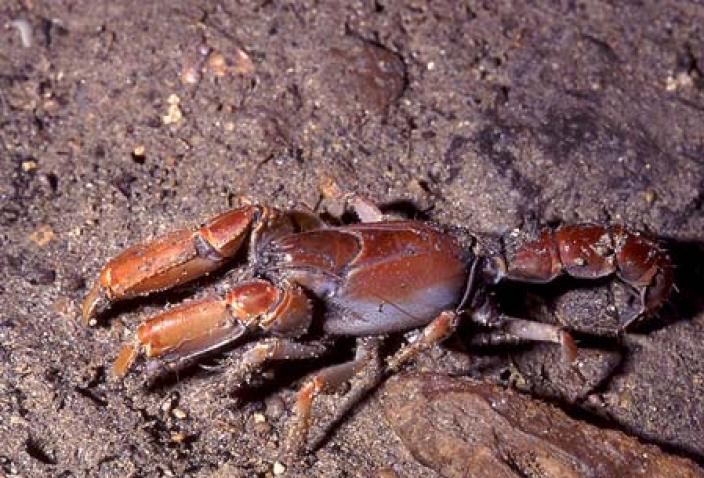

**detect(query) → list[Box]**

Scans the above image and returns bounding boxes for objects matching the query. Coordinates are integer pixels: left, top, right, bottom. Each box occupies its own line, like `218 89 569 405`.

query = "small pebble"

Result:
172 408 187 419
180 44 210 85
162 95 183 125
272 461 286 475
170 431 186 443
9 19 33 48
180 64 201 85
265 395 286 419
253 412 266 424
206 49 254 77
207 52 228 77
39 172 59 193
28 224 55 246
21 160 37 171
665 71 694 91
232 48 254 74
131 145 146 164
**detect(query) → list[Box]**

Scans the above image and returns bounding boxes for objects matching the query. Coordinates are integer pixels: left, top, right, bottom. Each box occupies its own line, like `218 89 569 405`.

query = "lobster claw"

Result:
82 206 259 325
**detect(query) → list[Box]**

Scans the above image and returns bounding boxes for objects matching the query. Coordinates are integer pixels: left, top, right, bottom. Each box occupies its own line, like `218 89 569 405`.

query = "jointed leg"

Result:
111 280 315 378
283 308 554 457
222 338 331 390
82 206 259 325
283 337 382 457
467 288 577 361
284 312 461 458
305 338 384 453
468 315 577 361
82 205 327 325
303 312 462 453
319 175 385 223
386 311 459 372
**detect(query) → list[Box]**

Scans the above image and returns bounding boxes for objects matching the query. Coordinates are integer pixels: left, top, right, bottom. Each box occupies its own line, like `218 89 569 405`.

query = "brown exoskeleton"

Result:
82 183 673 459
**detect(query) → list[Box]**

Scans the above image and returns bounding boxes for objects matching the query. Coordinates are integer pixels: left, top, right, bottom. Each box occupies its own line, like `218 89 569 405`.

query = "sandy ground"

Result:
1 1 704 477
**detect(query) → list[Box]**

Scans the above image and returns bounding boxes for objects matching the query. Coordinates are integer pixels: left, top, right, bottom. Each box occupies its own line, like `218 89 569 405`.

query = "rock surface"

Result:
383 373 704 478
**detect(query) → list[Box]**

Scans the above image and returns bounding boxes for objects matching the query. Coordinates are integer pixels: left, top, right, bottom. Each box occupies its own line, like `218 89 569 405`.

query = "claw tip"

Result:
81 281 107 326
112 344 138 378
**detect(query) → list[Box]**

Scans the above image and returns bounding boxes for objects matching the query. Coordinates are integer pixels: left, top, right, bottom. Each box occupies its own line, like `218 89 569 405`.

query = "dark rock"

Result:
312 37 406 115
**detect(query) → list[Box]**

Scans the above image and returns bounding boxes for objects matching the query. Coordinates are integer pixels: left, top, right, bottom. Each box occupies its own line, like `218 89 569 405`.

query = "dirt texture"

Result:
1 1 704 477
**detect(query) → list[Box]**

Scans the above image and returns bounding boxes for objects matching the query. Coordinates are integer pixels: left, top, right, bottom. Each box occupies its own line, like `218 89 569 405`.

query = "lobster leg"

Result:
466 285 577 360
82 205 260 325
387 311 459 372
286 311 463 457
285 308 575 457
493 225 673 328
111 280 313 377
112 296 248 377
468 317 577 361
221 338 330 391
319 175 385 223
283 337 382 458
305 342 383 453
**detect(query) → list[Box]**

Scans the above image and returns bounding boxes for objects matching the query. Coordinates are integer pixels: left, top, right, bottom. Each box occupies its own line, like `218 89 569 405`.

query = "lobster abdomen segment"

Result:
502 224 673 324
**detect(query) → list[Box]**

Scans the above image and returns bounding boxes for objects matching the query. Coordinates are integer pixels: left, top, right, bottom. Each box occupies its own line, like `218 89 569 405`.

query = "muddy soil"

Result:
1 1 704 477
